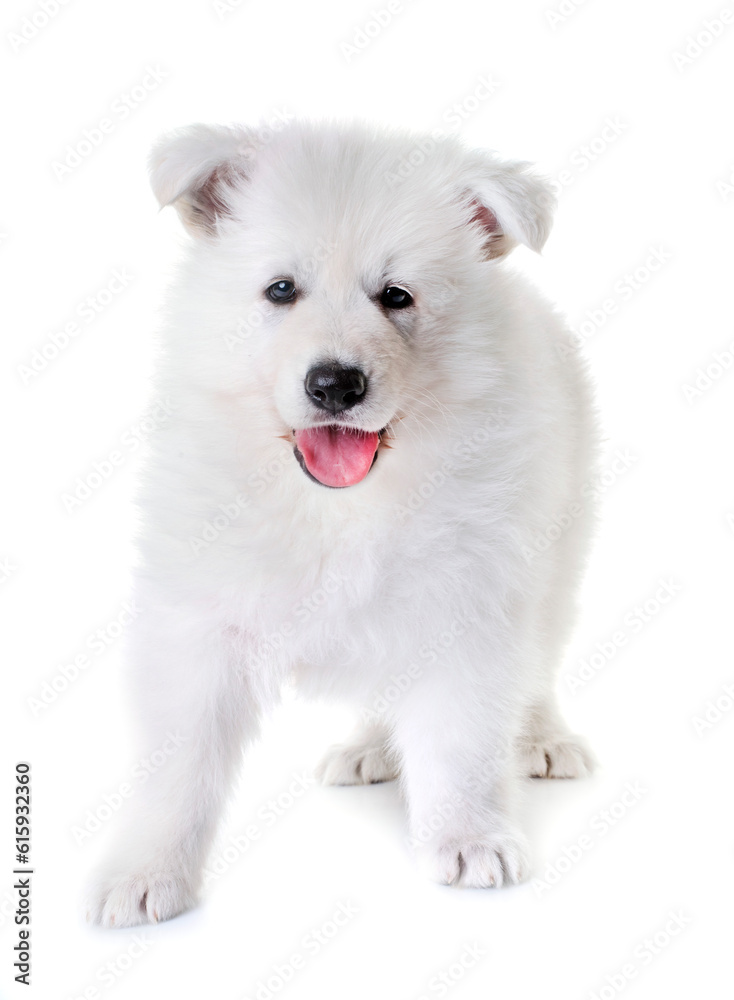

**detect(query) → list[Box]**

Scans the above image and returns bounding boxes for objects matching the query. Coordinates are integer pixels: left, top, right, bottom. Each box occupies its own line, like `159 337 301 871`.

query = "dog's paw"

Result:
522 734 595 779
420 832 530 888
315 737 398 785
84 868 197 928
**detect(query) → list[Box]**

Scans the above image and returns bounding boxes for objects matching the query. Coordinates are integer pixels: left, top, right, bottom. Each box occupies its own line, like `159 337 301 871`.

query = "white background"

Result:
3 0 734 998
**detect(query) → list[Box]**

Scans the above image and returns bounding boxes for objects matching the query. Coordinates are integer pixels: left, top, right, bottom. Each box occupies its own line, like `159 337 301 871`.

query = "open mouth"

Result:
293 425 383 488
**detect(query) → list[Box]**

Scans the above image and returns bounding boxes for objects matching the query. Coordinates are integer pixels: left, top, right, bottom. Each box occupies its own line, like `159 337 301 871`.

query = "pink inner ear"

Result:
469 199 500 235
193 165 232 225
185 160 249 233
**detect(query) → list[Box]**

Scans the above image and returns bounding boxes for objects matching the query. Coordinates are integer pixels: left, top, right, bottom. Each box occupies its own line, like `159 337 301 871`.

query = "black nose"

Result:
304 363 368 414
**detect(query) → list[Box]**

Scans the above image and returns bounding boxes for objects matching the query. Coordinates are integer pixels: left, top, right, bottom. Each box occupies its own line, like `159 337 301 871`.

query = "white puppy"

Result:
86 120 598 927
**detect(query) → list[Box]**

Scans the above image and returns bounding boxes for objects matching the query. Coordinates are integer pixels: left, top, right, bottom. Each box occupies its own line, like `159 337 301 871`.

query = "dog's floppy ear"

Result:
149 124 254 236
462 154 556 259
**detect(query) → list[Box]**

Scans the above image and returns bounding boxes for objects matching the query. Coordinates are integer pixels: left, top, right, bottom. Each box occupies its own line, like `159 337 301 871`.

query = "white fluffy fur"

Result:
85 120 598 926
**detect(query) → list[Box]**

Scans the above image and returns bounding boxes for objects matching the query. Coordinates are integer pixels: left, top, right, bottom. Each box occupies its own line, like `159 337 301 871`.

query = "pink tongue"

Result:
294 426 379 488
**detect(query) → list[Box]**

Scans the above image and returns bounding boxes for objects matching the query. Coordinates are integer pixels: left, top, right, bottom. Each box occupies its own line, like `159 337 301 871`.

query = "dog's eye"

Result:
266 280 297 304
380 285 413 310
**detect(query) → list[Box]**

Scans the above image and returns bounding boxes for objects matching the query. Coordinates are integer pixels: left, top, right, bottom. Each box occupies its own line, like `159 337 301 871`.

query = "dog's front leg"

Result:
85 599 261 926
392 633 530 888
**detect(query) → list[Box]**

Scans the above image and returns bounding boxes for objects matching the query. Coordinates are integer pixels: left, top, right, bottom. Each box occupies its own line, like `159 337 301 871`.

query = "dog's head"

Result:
150 121 554 491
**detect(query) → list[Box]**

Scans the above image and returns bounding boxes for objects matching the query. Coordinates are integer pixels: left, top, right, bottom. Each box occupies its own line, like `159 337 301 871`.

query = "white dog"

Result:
86 120 598 927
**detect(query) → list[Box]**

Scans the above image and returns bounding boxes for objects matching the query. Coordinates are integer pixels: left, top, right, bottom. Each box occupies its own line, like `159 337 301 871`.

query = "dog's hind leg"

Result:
518 533 597 780
315 721 399 785
518 696 596 779
520 356 599 780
